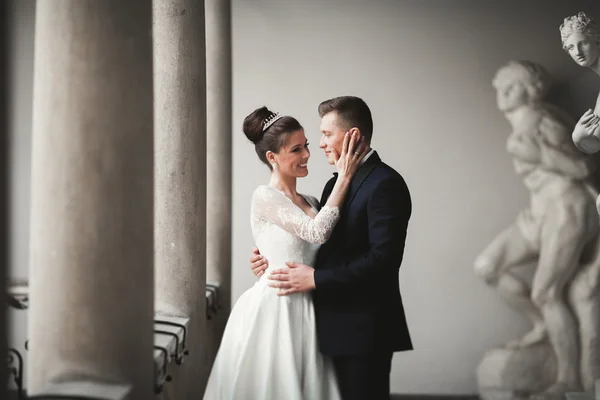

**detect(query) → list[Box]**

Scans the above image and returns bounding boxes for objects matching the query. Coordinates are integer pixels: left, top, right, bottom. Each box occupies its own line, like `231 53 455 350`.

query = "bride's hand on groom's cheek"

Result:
250 247 268 277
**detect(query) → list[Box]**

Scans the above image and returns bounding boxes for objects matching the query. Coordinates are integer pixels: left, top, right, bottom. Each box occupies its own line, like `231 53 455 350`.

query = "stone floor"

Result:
8 391 479 399
392 396 479 400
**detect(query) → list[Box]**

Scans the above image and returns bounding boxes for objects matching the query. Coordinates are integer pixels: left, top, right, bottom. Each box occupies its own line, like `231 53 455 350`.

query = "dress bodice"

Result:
250 185 341 273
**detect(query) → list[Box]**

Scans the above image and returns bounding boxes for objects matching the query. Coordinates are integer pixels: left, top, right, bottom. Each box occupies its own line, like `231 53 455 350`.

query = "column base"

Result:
28 381 131 400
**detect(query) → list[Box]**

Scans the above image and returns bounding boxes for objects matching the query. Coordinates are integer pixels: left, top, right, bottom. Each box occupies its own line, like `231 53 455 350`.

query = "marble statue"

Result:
475 60 600 400
560 12 600 160
558 11 600 395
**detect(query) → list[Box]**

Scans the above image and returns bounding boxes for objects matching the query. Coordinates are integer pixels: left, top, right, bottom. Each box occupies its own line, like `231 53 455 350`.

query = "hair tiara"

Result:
263 112 284 132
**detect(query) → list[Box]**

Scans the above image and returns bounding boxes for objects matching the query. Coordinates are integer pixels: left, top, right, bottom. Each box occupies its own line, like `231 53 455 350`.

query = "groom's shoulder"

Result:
372 159 407 184
369 160 410 196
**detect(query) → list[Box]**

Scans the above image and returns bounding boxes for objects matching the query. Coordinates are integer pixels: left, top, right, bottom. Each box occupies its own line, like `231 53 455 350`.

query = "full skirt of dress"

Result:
202 277 341 400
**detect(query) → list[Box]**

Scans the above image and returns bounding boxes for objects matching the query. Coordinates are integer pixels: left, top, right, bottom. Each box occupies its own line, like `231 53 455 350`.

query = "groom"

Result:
250 96 413 400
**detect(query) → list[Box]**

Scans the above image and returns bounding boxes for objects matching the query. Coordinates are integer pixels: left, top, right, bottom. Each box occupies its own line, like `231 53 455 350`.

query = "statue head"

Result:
560 12 600 68
492 60 551 113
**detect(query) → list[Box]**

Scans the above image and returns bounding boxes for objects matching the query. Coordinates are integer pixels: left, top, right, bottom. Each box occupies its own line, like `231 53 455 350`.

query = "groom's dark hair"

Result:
318 96 373 143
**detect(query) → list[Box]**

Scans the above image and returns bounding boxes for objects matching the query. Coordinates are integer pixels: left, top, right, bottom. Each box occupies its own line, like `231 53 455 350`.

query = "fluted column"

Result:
153 0 207 398
206 0 232 334
27 1 155 399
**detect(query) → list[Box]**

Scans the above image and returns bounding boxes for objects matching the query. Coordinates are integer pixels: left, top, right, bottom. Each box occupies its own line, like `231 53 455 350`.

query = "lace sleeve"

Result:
251 185 341 244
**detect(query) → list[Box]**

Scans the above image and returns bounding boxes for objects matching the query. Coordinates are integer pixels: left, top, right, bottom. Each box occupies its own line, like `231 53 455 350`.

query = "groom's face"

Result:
319 112 348 165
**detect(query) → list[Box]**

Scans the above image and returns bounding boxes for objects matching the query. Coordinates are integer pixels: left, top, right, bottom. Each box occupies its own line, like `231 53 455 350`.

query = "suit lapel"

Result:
316 153 379 260
321 151 380 209
320 174 338 208
343 151 380 212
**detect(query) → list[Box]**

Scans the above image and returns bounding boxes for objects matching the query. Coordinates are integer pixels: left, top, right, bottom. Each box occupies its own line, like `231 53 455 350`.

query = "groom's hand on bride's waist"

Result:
268 262 315 296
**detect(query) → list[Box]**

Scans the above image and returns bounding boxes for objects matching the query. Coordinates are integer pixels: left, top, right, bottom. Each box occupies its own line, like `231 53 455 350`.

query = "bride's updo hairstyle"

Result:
243 106 303 170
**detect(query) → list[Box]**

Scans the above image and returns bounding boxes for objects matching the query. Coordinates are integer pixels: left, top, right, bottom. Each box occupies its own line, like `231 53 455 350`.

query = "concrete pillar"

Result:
27 1 155 399
153 0 207 398
205 0 233 344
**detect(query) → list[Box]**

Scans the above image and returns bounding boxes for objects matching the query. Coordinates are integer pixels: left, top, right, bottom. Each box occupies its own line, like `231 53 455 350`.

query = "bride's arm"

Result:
252 186 341 244
252 132 368 244
319 131 365 210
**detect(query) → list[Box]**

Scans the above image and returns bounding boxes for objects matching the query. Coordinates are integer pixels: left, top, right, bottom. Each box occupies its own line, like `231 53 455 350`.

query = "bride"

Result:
202 106 367 399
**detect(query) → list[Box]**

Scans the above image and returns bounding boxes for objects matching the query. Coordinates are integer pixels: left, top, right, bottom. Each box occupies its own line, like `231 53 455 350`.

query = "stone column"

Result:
205 0 233 334
153 1 207 398
1 1 8 398
27 1 154 399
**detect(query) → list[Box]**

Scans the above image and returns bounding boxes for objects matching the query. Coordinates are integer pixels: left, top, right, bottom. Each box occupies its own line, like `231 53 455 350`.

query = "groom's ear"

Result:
348 127 362 141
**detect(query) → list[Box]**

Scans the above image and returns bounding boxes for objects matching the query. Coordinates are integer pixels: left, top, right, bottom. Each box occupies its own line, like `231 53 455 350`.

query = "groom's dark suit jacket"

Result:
313 151 413 357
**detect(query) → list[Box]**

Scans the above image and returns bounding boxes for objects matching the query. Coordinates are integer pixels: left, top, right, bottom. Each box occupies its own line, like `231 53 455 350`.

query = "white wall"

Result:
231 0 600 395
8 0 600 395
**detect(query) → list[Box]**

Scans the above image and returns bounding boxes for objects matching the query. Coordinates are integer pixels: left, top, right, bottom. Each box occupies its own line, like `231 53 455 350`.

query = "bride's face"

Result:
274 130 311 178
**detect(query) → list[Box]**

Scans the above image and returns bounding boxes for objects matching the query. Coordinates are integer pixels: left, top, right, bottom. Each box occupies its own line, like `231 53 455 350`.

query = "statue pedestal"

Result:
477 341 557 400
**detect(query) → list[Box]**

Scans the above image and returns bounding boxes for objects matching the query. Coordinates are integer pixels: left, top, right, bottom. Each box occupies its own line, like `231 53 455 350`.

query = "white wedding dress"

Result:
203 184 342 400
